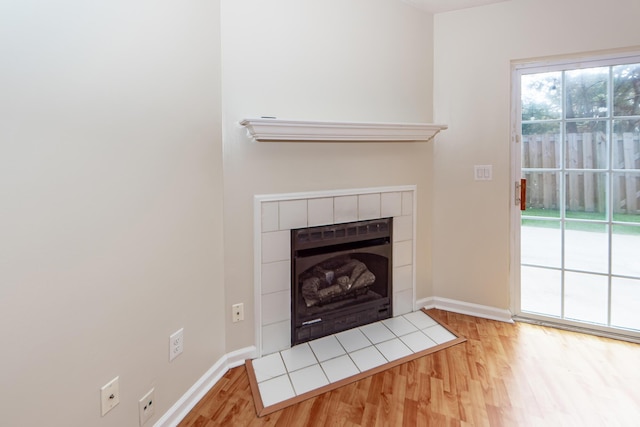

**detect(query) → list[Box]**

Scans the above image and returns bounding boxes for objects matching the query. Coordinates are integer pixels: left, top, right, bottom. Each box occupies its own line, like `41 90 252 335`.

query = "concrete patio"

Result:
521 225 640 331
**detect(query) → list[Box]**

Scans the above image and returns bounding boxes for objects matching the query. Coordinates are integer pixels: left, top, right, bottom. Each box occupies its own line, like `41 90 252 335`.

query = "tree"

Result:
521 63 640 134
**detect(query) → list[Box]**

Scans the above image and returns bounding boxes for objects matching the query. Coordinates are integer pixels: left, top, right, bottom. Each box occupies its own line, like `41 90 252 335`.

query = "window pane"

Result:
612 123 640 170
612 225 640 277
564 225 608 274
521 266 561 316
565 172 607 220
522 126 561 169
611 277 640 331
521 221 561 267
565 67 609 119
612 173 640 217
565 121 607 169
564 271 608 325
613 63 640 117
523 171 560 216
522 72 562 121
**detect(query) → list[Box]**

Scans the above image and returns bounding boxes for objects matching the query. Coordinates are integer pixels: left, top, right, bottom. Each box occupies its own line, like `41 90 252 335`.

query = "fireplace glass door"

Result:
291 218 392 345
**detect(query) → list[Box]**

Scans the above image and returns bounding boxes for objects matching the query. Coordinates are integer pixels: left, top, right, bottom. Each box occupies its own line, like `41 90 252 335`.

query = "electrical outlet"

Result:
138 388 155 426
232 303 244 322
169 328 184 362
100 376 120 416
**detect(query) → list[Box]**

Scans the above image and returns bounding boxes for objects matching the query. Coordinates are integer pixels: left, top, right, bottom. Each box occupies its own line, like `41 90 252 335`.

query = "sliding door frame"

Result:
510 50 640 342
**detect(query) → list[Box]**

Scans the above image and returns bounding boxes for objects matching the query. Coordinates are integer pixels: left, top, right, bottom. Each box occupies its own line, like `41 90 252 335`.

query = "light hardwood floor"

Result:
178 309 640 426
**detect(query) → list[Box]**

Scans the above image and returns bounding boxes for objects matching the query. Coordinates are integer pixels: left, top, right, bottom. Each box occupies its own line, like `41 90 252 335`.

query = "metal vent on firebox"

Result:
293 218 390 251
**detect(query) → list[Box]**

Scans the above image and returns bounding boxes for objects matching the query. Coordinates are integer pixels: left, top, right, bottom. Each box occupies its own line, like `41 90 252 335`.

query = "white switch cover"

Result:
474 165 493 181
100 376 120 416
169 328 184 362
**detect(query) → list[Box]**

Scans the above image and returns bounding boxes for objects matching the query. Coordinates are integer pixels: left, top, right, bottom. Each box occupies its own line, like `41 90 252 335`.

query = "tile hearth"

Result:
247 310 462 414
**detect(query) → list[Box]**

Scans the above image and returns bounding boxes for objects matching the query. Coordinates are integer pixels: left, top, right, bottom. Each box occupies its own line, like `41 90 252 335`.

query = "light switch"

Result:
474 165 493 181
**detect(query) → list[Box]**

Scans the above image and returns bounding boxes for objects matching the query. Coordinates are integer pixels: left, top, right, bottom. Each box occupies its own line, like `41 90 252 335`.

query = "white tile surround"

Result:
254 186 417 357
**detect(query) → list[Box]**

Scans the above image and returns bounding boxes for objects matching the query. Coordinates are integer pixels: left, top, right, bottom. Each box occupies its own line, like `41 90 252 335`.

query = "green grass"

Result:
522 208 640 234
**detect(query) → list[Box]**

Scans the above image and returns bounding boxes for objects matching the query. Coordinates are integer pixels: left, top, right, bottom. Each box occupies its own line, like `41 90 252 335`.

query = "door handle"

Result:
515 179 527 210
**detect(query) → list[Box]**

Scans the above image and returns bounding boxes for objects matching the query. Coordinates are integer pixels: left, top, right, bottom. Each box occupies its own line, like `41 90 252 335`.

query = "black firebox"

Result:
291 218 392 346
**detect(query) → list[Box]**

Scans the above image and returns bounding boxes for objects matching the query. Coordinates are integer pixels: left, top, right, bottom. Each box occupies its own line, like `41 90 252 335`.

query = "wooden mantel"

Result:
240 118 448 142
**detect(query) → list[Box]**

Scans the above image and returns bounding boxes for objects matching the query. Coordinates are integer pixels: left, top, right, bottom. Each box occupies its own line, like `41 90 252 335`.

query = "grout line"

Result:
376 343 391 364
339 332 365 374
284 372 295 400
316 359 331 384
333 332 350 356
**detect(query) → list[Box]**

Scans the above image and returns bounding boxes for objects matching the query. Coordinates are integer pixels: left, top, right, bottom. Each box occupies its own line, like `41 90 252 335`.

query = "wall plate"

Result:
138 387 155 425
100 376 120 416
169 328 184 361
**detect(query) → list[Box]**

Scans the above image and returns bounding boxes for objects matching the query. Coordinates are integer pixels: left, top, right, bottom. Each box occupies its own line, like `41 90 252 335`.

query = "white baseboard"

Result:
416 296 435 310
155 346 256 427
416 296 513 324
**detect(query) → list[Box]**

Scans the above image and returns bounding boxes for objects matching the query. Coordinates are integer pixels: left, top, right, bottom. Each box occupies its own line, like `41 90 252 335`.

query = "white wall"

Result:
433 0 640 309
221 0 435 351
0 1 224 426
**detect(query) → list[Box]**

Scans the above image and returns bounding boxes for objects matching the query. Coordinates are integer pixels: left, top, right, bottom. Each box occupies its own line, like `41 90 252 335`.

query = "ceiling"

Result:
402 0 510 13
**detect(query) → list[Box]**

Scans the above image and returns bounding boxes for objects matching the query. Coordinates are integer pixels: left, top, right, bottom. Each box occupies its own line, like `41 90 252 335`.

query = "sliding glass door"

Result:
514 54 640 336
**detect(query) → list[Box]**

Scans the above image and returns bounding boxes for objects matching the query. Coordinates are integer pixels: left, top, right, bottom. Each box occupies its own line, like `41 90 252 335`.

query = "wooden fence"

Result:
523 133 640 214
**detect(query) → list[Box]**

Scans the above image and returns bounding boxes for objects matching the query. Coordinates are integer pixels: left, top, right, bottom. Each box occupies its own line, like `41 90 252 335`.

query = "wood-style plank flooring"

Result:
178 309 640 426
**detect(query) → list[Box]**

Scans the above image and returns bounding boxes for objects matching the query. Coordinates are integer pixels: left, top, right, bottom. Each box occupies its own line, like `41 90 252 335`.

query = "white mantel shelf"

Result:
240 118 448 142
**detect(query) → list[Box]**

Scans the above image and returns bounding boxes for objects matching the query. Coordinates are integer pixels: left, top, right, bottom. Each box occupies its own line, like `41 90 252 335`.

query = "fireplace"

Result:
256 186 416 357
291 218 392 345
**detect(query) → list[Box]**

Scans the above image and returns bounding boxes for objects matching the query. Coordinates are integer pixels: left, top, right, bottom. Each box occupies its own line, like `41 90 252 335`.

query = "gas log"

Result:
301 257 376 307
